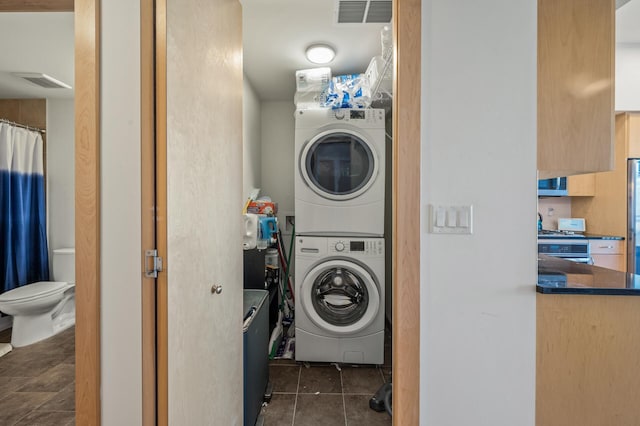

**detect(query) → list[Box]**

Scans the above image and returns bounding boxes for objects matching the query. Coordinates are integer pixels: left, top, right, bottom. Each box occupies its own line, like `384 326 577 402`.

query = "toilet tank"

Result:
52 248 75 284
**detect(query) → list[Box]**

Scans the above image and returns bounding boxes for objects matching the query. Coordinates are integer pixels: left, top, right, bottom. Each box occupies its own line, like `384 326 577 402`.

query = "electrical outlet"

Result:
277 211 295 235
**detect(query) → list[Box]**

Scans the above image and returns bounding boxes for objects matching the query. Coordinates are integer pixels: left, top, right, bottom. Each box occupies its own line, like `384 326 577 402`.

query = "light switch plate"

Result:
428 204 473 234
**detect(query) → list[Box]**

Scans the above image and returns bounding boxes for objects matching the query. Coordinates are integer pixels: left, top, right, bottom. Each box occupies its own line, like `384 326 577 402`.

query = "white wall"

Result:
101 1 143 424
260 101 295 213
616 43 640 111
46 98 75 262
243 76 262 199
420 1 537 425
260 101 295 255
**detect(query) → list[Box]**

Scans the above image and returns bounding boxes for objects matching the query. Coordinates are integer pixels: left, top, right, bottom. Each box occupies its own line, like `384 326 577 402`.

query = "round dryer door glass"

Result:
303 131 376 200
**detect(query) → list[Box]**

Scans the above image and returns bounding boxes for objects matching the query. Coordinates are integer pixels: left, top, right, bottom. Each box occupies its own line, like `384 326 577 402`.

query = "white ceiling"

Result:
0 2 639 102
617 0 640 43
242 0 388 101
0 12 74 99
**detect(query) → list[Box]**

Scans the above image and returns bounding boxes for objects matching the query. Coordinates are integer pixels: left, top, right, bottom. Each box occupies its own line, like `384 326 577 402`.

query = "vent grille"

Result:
338 1 367 23
366 1 392 23
336 0 392 24
13 73 72 89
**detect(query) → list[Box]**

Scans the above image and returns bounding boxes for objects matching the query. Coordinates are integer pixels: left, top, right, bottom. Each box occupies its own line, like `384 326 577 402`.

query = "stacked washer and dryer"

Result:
294 108 386 365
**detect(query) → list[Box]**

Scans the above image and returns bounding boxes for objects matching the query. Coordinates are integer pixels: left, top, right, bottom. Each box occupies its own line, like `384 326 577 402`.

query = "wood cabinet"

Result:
572 113 640 272
590 239 625 271
537 0 615 179
566 174 595 196
537 294 640 426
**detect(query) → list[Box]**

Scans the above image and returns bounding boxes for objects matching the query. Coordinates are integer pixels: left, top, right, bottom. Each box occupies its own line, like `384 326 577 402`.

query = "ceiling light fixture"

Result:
305 44 336 65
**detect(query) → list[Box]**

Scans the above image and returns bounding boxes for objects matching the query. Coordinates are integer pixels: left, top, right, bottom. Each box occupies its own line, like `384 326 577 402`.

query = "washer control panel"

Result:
328 238 384 255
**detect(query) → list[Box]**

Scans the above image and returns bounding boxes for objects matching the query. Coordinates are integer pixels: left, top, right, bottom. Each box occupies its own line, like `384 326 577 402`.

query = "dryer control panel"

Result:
332 108 384 125
295 108 385 128
328 238 384 256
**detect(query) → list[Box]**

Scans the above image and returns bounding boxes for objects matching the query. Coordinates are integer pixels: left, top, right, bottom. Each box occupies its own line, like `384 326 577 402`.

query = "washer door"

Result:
300 259 380 335
300 129 378 201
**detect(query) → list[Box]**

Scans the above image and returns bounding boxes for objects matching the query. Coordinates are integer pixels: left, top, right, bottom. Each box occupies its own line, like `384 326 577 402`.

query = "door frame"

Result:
392 0 421 423
74 0 101 424
4 0 421 424
150 0 422 425
0 2 101 424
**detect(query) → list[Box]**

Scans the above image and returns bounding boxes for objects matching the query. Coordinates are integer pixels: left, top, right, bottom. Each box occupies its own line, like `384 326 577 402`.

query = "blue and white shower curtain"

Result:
0 122 49 294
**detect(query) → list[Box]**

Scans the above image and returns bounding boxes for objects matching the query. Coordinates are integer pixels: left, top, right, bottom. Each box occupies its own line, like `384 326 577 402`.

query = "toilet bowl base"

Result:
10 296 75 348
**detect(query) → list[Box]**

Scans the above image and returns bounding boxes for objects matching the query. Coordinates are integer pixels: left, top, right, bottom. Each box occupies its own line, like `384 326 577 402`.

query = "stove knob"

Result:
335 241 345 252
334 109 346 120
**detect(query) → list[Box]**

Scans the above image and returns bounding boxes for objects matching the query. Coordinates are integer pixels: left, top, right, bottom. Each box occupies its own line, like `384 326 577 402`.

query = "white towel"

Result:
0 343 12 358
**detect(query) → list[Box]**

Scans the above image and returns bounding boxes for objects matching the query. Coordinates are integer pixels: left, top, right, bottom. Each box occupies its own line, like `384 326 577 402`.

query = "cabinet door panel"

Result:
590 240 623 255
538 0 614 178
567 174 595 196
591 254 625 272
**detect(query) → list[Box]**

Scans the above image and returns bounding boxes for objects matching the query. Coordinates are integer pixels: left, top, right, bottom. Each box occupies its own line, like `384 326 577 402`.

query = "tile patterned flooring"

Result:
0 327 75 426
262 363 392 426
0 326 391 426
260 333 392 426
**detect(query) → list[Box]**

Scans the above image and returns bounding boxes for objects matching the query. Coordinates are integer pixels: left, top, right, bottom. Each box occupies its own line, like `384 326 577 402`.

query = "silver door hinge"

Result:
145 249 163 278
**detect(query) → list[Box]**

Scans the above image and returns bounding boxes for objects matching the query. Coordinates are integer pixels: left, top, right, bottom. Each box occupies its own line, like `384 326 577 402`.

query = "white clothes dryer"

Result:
294 108 386 236
295 236 384 364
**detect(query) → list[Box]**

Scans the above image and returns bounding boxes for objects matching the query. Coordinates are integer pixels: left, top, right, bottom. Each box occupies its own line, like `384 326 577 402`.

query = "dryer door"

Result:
300 129 379 201
299 259 380 335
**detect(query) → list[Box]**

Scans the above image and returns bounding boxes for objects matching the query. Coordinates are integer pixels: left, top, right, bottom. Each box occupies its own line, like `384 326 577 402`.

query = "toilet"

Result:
0 248 75 347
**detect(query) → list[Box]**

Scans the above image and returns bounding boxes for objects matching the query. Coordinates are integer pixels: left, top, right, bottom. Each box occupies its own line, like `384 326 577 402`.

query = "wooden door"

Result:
156 0 244 423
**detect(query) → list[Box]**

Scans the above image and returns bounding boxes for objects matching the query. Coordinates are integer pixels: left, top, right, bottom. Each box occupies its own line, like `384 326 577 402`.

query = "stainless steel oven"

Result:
537 239 592 264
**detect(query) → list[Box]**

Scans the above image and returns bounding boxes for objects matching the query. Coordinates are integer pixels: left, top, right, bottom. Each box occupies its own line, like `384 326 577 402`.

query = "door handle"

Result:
211 284 223 295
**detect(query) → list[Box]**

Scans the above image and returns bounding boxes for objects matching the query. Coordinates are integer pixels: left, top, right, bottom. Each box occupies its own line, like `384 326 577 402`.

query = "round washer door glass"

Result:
302 130 377 200
301 259 380 335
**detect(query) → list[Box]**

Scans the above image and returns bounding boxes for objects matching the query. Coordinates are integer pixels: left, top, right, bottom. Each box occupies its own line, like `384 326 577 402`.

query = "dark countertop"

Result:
537 232 624 240
537 255 640 295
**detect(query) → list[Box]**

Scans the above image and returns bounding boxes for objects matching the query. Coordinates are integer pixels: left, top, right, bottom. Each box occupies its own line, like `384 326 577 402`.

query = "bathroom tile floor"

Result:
260 331 392 426
0 326 75 426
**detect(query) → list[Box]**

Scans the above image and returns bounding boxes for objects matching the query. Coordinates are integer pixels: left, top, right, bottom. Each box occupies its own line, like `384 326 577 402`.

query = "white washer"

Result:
295 236 384 364
295 108 386 236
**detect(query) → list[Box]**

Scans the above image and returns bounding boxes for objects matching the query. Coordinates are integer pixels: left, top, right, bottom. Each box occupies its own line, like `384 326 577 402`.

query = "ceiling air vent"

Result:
336 0 392 24
13 73 72 89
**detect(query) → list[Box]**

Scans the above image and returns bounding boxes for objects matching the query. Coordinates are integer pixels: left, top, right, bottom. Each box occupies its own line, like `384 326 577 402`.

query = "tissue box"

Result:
247 200 278 215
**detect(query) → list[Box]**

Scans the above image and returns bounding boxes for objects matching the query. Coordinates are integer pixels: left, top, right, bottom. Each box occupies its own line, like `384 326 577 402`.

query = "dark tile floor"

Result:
0 326 391 426
261 332 392 426
0 327 75 426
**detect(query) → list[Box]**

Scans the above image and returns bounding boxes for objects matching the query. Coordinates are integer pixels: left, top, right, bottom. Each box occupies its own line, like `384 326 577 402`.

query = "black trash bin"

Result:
243 289 269 426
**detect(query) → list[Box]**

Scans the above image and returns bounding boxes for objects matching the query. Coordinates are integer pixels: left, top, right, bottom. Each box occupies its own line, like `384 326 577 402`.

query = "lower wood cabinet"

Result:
537 294 640 426
590 239 625 272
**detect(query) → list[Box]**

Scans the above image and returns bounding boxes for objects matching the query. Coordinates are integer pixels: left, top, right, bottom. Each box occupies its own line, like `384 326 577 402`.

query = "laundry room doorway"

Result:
235 0 421 424
65 0 421 425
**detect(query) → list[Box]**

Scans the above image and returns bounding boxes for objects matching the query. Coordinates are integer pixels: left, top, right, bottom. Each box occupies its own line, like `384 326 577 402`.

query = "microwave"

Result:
538 177 567 196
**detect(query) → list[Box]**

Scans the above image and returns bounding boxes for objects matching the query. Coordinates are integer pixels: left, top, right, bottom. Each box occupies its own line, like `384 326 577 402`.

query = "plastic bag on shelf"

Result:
295 67 331 92
294 67 332 109
321 73 372 109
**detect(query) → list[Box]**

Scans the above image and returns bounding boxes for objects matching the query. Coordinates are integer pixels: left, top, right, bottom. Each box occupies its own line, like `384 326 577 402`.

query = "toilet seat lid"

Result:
0 281 70 303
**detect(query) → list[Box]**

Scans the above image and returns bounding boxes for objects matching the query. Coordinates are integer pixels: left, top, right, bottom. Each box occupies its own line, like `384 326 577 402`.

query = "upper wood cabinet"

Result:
538 0 615 179
566 174 595 196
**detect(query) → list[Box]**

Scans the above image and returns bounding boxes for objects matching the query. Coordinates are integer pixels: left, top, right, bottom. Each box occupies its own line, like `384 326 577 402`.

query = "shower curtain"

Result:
0 122 49 294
